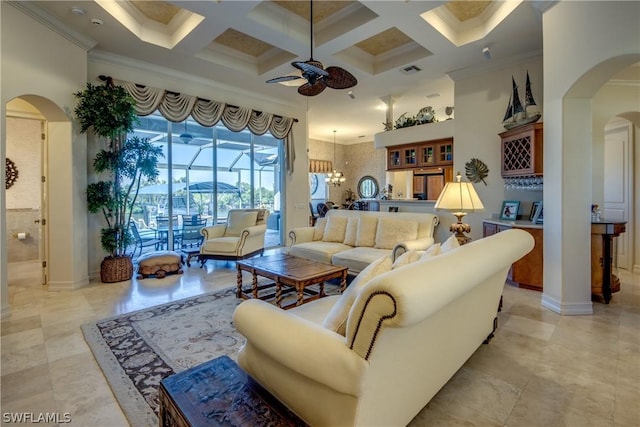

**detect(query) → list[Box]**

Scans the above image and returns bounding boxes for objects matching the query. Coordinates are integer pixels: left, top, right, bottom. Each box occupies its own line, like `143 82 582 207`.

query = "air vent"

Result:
400 65 421 75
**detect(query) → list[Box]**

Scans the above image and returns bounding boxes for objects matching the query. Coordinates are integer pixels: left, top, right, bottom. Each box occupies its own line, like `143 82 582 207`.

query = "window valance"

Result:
112 77 297 174
309 159 332 173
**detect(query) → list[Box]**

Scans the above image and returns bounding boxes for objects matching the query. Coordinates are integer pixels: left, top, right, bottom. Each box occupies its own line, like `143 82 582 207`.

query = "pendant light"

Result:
325 130 345 186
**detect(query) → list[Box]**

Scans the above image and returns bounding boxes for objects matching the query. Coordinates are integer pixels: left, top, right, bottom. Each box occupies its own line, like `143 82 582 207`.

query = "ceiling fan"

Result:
266 0 357 96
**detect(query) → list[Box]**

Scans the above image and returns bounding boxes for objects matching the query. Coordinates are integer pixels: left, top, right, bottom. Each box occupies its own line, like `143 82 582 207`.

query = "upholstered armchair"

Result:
198 209 270 266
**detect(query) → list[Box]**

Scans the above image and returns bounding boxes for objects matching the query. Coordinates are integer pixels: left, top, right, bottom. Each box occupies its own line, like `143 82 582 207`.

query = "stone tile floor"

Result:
2 256 639 426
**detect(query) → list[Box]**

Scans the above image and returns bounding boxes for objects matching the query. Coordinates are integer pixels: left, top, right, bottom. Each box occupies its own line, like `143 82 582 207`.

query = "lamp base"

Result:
450 212 471 245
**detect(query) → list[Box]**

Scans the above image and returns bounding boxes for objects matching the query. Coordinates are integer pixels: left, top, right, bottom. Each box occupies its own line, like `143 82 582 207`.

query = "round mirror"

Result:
357 175 379 199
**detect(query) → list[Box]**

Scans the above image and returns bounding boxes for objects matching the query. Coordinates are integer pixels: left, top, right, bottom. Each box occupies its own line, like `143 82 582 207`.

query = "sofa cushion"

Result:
331 247 392 274
374 218 418 250
441 234 460 252
419 243 442 261
313 217 327 241
225 211 258 237
355 216 378 247
323 215 348 243
200 236 240 254
343 217 358 246
288 241 352 265
392 249 421 269
322 255 392 335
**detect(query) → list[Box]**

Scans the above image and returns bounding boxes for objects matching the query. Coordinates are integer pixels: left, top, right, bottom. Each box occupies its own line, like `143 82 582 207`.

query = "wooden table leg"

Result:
296 284 304 306
275 279 282 308
340 270 348 292
252 269 258 299
319 281 325 298
236 264 243 298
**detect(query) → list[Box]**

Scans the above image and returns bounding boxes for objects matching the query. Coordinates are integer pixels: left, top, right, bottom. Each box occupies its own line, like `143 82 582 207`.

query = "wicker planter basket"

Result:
101 256 134 283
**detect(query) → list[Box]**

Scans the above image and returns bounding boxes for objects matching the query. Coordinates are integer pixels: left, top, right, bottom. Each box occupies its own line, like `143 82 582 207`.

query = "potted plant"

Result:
75 77 163 282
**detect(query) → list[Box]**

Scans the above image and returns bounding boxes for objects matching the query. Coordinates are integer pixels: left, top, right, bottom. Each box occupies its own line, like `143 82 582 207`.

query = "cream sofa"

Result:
233 229 534 427
287 209 440 274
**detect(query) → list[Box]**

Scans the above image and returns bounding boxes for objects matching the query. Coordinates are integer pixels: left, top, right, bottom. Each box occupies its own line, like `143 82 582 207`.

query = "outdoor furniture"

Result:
177 217 207 267
198 209 270 266
129 220 163 257
155 215 179 249
316 202 329 218
309 203 319 226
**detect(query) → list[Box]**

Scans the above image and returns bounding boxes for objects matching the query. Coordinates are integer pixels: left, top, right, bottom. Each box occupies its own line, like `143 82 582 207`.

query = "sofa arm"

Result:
200 224 226 240
233 299 367 396
392 237 435 260
288 226 316 246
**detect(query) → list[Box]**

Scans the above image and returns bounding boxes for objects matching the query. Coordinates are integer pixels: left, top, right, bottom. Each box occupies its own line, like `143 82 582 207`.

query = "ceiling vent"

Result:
400 65 421 75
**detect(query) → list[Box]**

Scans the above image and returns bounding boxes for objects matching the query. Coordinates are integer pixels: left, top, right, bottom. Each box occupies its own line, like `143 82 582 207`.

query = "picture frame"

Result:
529 201 542 221
532 201 544 224
388 206 399 212
500 200 520 221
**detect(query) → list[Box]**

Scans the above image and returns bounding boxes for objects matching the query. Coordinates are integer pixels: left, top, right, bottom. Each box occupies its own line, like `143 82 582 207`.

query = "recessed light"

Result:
71 7 85 16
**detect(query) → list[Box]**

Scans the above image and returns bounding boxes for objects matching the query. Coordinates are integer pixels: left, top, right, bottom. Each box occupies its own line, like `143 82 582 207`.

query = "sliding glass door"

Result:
130 111 284 254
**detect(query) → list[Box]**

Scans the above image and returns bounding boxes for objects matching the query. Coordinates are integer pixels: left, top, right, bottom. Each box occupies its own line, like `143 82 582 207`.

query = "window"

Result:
130 111 283 251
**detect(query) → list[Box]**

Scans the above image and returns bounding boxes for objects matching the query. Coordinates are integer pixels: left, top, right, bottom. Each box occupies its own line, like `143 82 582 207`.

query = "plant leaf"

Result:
465 158 489 185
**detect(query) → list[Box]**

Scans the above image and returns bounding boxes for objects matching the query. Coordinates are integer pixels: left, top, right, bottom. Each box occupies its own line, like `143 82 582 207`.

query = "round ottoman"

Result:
137 251 183 279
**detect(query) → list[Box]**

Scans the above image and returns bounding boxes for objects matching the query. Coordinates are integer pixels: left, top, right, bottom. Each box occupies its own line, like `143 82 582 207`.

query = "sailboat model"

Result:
502 71 541 130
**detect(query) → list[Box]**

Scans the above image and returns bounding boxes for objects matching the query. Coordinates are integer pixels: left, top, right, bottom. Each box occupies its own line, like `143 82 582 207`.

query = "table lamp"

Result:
434 172 484 245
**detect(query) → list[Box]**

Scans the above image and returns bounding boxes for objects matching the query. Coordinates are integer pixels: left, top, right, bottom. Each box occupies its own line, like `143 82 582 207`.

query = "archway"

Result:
2 93 87 317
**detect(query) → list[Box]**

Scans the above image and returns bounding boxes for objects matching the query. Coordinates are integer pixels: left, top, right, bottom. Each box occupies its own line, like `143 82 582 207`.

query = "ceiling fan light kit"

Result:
266 0 357 97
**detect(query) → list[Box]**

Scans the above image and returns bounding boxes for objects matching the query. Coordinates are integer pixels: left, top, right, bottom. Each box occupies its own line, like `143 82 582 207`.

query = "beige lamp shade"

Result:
434 172 484 245
434 173 484 213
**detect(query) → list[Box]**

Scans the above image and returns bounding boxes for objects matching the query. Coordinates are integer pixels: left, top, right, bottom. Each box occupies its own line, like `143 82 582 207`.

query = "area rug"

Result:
81 287 245 427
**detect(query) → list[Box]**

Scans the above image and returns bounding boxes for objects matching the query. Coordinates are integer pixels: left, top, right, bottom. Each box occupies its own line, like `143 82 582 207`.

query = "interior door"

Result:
603 121 632 270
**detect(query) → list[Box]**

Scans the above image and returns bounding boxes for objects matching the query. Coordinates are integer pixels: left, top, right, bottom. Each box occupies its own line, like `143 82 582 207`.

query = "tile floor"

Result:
1 257 639 427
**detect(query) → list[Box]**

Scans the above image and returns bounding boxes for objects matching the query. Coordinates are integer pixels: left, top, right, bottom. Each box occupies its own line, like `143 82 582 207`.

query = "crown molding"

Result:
447 50 543 81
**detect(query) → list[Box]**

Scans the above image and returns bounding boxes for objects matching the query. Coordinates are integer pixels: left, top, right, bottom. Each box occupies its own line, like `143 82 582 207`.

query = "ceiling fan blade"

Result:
293 60 328 77
324 66 358 89
266 75 304 84
298 81 327 96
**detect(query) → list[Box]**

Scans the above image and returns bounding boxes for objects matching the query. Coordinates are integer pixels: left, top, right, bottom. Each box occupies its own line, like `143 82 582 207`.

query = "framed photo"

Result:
532 202 544 224
388 206 399 212
529 201 542 221
500 200 520 221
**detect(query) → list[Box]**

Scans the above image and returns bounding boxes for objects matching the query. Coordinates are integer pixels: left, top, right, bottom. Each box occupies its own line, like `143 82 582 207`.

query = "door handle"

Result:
34 219 40 224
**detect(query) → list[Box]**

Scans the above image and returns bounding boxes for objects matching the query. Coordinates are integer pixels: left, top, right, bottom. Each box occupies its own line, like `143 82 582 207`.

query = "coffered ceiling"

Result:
17 0 546 144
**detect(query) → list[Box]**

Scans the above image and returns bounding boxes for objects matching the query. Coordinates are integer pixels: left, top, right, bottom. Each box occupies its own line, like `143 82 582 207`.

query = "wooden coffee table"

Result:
236 253 347 310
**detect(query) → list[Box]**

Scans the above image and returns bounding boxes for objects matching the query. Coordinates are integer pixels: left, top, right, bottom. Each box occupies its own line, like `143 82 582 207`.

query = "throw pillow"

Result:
343 217 358 246
225 211 258 237
313 217 327 241
419 243 441 261
355 215 378 247
322 256 393 335
322 215 348 243
441 234 460 252
392 249 421 269
374 218 418 250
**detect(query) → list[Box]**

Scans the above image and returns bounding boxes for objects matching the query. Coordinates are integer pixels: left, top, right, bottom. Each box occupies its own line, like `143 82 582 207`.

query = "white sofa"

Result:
233 229 534 427
287 209 440 274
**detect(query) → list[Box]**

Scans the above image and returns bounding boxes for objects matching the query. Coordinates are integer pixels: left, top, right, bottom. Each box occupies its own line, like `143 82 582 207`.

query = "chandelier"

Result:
325 130 345 186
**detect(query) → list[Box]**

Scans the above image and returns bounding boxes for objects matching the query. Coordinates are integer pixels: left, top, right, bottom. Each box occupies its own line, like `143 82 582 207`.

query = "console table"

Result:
591 220 626 303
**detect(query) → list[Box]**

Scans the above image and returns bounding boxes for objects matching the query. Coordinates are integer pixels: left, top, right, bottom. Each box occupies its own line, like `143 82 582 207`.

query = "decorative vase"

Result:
100 255 134 283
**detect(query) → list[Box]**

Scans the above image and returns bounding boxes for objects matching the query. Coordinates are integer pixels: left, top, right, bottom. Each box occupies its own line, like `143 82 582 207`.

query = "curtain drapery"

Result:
116 78 297 174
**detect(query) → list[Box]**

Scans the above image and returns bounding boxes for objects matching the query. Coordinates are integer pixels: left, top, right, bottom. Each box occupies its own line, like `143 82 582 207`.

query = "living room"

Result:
1 1 639 426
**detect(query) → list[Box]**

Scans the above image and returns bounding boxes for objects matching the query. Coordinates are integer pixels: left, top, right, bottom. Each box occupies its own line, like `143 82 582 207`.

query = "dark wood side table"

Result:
159 355 307 427
591 220 626 304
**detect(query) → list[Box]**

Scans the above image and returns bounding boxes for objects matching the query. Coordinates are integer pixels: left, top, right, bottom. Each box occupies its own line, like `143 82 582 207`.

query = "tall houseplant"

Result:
75 77 163 282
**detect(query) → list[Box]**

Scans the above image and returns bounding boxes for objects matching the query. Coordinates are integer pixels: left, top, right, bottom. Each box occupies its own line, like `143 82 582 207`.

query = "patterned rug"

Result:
81 287 245 427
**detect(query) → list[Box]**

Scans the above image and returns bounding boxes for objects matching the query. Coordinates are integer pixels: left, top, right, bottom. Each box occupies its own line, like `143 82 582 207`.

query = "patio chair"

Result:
129 220 163 258
177 217 207 266
198 209 270 267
